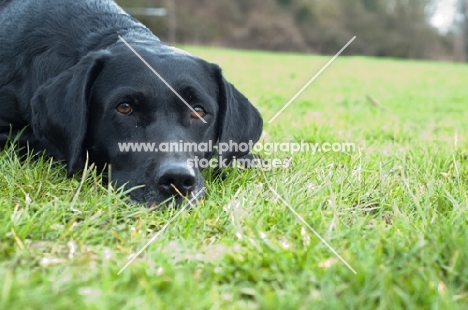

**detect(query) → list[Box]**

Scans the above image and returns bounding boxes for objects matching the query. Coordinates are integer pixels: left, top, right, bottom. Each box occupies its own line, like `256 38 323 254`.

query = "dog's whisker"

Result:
170 183 184 198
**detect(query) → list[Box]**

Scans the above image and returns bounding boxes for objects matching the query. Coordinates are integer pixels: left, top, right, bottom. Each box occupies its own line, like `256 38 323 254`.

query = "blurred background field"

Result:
184 45 468 143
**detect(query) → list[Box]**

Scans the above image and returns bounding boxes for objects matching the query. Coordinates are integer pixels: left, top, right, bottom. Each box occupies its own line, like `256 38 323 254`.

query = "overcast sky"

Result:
431 0 457 31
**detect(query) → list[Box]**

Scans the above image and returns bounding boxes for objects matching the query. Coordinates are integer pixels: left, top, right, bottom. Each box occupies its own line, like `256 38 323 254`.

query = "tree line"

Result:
455 0 468 60
116 0 463 61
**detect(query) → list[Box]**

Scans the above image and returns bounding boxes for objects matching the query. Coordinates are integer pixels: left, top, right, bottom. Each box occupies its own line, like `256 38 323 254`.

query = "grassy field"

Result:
1 46 467 309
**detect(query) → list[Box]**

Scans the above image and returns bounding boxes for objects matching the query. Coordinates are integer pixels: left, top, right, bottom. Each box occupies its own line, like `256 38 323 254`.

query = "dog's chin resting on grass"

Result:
0 0 263 207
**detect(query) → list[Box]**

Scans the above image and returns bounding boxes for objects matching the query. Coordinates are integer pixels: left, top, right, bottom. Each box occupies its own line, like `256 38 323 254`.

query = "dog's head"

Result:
30 41 263 206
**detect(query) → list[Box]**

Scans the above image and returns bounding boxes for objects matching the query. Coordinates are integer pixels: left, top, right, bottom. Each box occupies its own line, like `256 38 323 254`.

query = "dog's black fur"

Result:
0 0 263 205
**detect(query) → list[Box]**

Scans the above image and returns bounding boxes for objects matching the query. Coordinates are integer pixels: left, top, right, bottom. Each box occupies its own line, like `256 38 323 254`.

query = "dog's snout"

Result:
158 164 197 196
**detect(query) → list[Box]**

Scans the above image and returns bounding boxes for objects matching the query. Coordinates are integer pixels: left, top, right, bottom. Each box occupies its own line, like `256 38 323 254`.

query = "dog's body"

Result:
0 0 263 205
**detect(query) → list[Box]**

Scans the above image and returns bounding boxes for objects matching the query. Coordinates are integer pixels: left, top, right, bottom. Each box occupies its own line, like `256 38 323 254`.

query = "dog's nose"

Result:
157 163 197 196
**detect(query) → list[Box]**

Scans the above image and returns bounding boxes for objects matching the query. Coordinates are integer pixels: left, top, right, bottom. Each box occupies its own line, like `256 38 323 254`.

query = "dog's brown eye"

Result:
190 106 206 119
116 102 133 115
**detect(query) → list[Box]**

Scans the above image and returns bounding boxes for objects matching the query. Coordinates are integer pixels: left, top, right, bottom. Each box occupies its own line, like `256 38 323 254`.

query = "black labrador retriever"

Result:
0 0 263 205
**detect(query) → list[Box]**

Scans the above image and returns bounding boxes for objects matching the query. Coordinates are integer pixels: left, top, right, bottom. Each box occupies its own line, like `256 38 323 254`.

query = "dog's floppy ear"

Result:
31 50 110 176
213 65 263 162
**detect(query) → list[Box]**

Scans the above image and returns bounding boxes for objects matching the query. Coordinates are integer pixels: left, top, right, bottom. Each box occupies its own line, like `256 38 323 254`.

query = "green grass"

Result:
1 46 468 309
